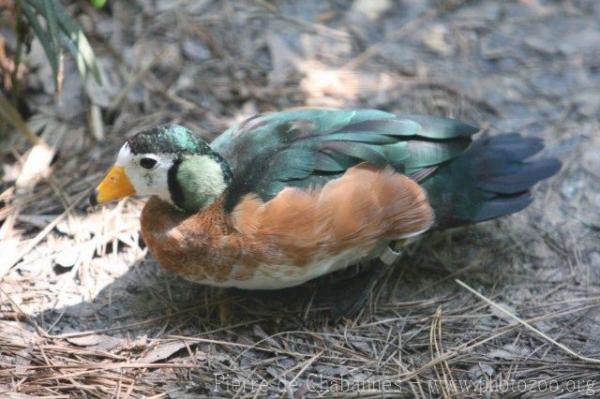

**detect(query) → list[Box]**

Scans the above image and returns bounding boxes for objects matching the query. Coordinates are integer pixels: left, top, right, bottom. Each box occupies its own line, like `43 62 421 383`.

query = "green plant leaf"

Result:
43 0 60 53
53 0 102 84
17 0 61 90
15 0 102 89
90 0 107 9
0 91 39 144
44 0 63 91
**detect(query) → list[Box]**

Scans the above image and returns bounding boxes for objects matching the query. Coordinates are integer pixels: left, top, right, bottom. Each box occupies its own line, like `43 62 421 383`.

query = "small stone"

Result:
420 24 453 56
54 247 79 270
582 146 600 178
349 0 392 21
469 363 495 380
590 252 600 274
182 39 211 62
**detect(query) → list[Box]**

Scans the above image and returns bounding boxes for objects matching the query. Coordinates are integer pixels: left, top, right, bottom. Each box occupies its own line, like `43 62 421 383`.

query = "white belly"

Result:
184 234 423 290
190 245 381 290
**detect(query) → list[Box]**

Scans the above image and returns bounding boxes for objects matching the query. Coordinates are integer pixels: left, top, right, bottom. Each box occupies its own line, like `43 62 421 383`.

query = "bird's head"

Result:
91 124 232 212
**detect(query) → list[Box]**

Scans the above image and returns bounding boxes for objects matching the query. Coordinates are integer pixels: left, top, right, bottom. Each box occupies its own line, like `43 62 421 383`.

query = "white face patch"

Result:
116 143 176 205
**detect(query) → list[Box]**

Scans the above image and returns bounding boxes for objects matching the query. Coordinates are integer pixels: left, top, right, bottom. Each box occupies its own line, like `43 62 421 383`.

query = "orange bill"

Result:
91 165 135 205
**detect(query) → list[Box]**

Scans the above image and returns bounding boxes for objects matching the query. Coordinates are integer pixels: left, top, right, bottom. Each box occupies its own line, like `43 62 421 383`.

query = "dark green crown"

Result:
128 124 212 155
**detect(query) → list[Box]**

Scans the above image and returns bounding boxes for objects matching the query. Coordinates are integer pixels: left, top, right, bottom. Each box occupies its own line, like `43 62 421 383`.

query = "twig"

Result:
288 350 323 388
0 189 88 279
455 278 600 364
1 362 200 376
0 284 49 337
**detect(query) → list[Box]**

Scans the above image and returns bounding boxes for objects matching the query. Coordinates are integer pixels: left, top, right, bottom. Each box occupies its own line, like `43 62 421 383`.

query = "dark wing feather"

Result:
210 108 479 211
420 134 561 228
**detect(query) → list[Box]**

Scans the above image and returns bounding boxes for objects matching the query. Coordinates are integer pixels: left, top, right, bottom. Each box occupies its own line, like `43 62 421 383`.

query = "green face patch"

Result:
172 154 230 212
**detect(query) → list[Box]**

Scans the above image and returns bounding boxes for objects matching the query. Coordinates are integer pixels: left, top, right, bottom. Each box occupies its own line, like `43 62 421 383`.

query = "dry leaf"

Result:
15 142 55 194
135 340 191 363
0 321 36 346
488 344 530 360
66 334 123 351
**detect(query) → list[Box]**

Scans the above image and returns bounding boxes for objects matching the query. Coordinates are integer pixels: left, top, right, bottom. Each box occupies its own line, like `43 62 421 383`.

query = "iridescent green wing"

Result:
210 108 478 211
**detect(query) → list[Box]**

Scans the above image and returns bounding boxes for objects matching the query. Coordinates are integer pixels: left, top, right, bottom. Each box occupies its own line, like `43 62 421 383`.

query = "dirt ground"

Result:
1 0 600 397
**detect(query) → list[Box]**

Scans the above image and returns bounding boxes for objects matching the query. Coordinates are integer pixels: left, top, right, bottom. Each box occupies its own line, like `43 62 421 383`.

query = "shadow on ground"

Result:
37 223 522 336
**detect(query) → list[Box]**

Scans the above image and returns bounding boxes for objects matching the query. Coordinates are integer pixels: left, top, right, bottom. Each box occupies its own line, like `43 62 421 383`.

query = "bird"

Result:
91 108 560 316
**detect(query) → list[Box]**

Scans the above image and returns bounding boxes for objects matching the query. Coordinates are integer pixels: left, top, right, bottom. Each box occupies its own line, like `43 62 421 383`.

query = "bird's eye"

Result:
140 157 158 169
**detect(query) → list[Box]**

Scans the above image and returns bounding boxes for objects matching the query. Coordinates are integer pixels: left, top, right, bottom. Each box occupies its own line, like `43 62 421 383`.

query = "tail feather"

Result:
421 133 561 229
473 192 533 222
477 158 561 194
474 133 543 160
